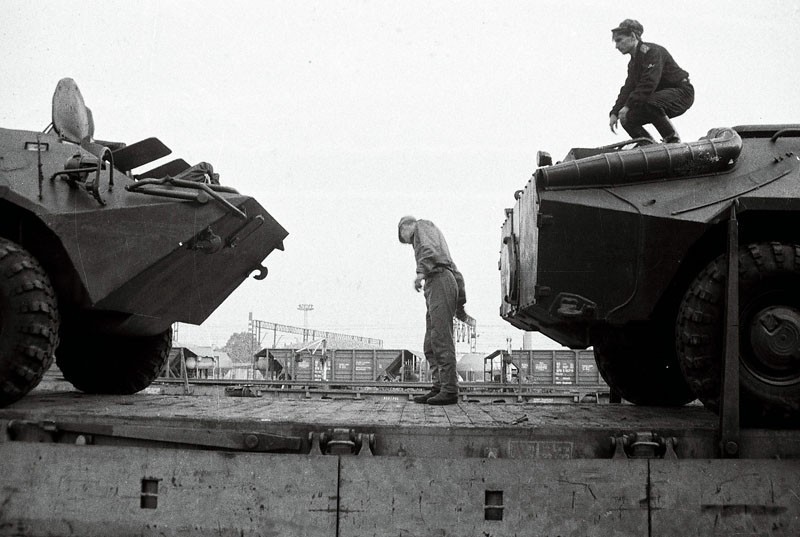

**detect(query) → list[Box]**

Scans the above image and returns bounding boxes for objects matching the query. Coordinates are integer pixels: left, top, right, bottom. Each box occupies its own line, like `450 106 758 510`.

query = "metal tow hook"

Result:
251 264 269 280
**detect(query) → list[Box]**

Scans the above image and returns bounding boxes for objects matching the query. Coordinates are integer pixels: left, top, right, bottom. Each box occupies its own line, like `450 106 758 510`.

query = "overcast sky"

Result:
2 1 799 352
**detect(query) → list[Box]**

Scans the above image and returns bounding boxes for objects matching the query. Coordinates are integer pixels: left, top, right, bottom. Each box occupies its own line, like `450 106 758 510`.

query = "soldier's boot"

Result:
412 389 439 404
427 392 459 405
652 114 681 143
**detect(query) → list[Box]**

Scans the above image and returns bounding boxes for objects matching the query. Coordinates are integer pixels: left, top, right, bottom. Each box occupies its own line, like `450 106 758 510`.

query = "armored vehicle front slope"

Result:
500 127 800 425
0 78 288 406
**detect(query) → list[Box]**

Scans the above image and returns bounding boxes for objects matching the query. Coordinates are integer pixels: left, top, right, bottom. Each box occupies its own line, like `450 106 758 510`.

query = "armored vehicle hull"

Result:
0 79 287 406
500 126 800 424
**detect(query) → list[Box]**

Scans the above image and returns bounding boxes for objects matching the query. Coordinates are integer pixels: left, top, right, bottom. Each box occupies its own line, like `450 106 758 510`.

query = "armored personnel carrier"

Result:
500 126 800 425
0 78 287 406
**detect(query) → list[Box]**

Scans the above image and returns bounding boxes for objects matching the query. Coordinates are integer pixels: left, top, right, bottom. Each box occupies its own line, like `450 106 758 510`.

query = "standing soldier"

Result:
609 19 694 143
398 216 474 405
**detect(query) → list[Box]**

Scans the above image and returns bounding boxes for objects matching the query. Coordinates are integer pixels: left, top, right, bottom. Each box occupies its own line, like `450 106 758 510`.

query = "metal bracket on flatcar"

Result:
318 428 375 456
3 419 59 443
611 432 678 459
5 419 304 453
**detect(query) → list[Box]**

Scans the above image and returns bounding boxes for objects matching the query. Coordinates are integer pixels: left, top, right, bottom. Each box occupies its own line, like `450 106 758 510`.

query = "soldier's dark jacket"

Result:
610 41 689 116
411 219 467 308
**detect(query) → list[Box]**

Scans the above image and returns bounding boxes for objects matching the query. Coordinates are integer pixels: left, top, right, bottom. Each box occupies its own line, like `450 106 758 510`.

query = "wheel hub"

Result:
748 306 800 384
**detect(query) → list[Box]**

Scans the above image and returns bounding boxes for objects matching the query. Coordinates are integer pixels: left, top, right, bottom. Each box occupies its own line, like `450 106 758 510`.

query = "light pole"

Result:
298 303 314 342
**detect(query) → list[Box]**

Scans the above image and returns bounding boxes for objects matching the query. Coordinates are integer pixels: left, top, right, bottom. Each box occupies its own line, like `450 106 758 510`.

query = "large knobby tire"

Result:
56 328 172 394
0 238 60 407
593 324 695 406
677 242 800 426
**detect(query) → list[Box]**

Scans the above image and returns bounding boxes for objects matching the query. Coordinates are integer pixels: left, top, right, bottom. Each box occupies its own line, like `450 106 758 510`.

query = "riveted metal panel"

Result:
0 443 338 537
338 457 648 537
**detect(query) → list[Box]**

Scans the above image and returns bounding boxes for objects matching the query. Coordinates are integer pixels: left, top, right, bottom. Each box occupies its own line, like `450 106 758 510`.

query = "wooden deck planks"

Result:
3 389 719 432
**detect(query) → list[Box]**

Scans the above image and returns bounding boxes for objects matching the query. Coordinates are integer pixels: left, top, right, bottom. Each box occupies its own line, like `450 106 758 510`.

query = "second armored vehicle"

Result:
500 126 800 425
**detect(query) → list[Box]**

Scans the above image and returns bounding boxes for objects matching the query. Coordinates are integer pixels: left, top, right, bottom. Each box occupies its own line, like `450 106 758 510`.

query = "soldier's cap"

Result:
611 19 643 37
398 215 416 243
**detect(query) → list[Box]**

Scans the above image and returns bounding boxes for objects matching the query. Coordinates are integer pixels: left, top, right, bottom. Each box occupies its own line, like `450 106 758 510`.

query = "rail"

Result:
150 378 610 404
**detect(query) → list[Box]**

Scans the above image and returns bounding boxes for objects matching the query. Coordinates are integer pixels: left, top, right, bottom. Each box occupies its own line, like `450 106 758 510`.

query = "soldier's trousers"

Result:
622 83 695 139
423 270 458 395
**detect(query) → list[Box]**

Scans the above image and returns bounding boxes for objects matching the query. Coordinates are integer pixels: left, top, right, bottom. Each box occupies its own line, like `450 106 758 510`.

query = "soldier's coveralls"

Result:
611 41 694 141
411 220 464 396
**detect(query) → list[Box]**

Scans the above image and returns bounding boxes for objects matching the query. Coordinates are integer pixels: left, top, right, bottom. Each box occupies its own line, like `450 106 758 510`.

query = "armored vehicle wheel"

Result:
677 242 800 425
0 238 60 407
593 324 695 406
56 328 172 394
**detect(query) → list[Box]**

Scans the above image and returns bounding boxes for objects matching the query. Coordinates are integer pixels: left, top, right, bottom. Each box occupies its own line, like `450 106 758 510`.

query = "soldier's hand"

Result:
414 274 424 292
456 308 476 328
609 114 618 134
618 106 629 125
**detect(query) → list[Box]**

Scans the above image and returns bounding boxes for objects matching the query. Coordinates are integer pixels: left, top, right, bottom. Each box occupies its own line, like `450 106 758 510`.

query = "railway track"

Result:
156 378 612 404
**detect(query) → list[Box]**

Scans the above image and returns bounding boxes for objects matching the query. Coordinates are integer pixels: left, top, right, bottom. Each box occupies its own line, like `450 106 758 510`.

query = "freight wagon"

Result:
254 347 608 389
486 349 607 387
256 348 429 382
